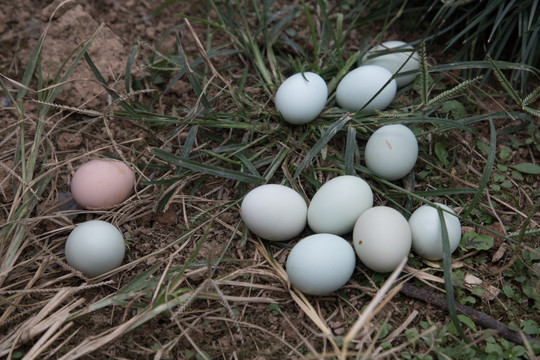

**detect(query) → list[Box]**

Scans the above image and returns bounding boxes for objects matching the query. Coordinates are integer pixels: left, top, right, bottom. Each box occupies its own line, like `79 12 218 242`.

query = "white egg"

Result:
353 206 411 273
241 184 307 241
336 65 396 112
409 203 462 261
308 175 373 235
362 40 421 87
364 124 418 181
65 220 126 277
275 72 328 124
286 234 356 295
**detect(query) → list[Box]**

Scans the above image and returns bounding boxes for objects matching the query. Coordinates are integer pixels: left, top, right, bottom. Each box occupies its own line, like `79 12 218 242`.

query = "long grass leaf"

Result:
463 118 497 219
523 83 540 105
16 36 44 101
299 0 319 64
83 52 141 120
488 56 523 106
427 76 481 106
418 40 430 105
344 125 357 175
263 147 289 181
125 44 139 94
152 148 265 185
523 106 540 117
438 207 467 341
293 114 351 180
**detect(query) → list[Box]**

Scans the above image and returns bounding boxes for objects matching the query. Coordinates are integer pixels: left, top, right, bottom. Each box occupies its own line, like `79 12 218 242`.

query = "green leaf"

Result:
520 320 539 335
434 142 449 166
458 314 477 331
440 100 466 119
502 284 515 299
498 147 511 161
509 162 540 174
461 232 494 250
485 342 503 356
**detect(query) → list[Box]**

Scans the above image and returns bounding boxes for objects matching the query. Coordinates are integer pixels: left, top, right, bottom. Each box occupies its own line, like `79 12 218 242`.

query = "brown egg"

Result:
70 159 134 209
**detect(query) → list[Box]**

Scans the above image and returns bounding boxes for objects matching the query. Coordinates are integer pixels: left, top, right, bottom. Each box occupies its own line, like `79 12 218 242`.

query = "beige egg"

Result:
70 159 134 209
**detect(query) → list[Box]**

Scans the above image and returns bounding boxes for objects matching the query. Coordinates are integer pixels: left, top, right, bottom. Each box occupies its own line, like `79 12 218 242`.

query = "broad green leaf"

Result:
440 100 466 119
434 142 449 166
461 232 494 250
521 320 539 335
458 315 477 331
510 162 540 174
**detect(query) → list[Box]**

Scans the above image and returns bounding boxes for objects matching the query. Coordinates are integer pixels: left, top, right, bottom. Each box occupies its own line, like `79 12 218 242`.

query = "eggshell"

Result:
353 206 411 272
336 65 396 112
65 220 125 277
71 159 134 209
364 124 418 181
362 40 420 87
241 184 307 241
286 234 356 295
409 203 462 260
275 72 328 124
308 175 373 235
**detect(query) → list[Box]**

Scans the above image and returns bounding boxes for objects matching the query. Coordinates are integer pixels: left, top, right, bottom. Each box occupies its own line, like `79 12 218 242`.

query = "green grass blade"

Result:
427 76 481 106
16 35 44 101
523 83 540 105
166 221 213 295
299 0 319 64
417 40 430 106
463 118 496 219
438 207 468 341
263 147 289 181
523 106 540 117
83 52 141 120
125 44 139 94
293 114 351 180
152 148 265 185
488 56 523 106
344 125 357 175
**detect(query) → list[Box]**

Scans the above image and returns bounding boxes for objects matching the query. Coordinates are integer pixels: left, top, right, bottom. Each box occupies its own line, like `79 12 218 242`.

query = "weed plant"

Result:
418 0 540 93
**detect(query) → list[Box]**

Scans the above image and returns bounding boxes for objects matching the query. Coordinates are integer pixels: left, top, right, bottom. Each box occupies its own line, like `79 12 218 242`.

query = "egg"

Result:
353 206 411 272
409 203 462 261
336 65 396 112
308 175 373 235
65 220 126 277
362 40 420 88
241 184 307 241
70 159 135 209
364 124 418 181
286 234 356 295
275 72 328 124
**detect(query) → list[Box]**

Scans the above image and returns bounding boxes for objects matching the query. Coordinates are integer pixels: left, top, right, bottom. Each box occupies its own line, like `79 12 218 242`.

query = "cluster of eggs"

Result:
64 159 135 277
241 179 461 296
241 41 460 296
275 40 421 124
